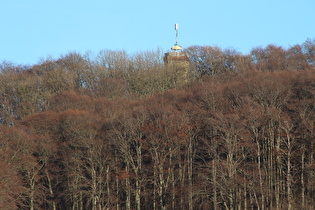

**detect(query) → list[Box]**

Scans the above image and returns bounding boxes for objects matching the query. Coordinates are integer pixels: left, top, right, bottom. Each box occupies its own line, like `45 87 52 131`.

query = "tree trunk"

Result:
79 191 83 210
244 182 247 210
106 165 111 209
116 171 120 210
28 171 35 210
135 177 141 210
170 156 175 210
301 145 305 209
256 140 264 210
125 165 131 210
45 169 56 210
187 139 193 210
286 136 293 210
159 163 165 210
275 133 281 210
135 143 142 210
212 160 218 210
153 163 157 210
92 167 97 210
115 152 120 210
179 162 185 209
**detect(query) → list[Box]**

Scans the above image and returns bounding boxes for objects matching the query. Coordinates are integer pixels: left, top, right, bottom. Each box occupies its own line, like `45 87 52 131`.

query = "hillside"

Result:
1 40 315 209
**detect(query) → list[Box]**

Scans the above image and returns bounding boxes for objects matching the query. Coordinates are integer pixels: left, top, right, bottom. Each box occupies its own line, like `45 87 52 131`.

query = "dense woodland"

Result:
1 39 315 210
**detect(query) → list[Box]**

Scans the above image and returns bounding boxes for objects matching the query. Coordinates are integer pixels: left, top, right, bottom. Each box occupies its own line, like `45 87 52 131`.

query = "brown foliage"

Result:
2 41 315 209
48 90 96 112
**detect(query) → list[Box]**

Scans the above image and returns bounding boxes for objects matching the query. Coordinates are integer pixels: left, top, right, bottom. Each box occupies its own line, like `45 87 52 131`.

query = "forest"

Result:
1 39 315 210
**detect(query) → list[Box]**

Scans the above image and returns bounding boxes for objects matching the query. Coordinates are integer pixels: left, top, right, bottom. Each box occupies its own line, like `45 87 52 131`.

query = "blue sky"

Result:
1 0 314 65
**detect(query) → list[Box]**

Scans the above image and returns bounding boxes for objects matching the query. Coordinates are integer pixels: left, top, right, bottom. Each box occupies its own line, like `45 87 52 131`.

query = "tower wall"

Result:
163 51 191 85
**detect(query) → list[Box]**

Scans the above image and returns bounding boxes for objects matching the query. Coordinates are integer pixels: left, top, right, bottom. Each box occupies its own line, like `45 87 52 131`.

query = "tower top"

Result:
171 23 183 52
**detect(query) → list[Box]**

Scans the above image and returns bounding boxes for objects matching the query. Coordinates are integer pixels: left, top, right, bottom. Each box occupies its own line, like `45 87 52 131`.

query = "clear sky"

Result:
1 0 314 65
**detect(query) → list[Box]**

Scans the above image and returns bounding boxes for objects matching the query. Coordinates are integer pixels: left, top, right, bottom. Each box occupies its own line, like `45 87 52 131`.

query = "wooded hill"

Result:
1 39 315 209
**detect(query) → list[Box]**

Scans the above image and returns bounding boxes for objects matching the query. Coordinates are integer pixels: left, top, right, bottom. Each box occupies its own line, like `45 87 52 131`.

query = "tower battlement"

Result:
163 51 190 64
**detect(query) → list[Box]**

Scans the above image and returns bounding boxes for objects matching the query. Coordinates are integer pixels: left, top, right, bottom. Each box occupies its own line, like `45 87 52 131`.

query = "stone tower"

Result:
163 24 190 85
